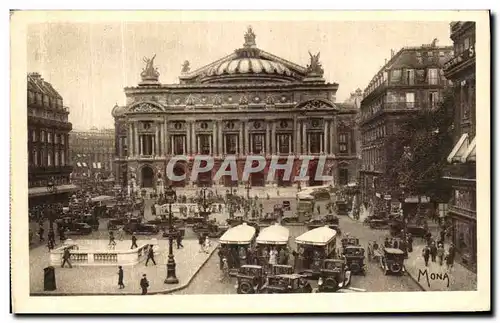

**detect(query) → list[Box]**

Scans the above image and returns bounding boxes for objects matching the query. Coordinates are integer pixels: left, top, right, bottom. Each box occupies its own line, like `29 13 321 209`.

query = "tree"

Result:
382 90 455 208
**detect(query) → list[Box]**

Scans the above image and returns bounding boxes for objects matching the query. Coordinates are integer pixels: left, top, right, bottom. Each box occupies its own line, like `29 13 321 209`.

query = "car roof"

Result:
242 265 262 269
345 245 363 249
275 274 303 279
384 247 405 254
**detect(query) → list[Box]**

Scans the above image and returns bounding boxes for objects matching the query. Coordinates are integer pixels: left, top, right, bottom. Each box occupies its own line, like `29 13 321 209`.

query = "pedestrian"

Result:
108 231 116 249
61 247 72 268
48 229 55 246
198 234 205 253
140 274 149 295
117 266 125 289
219 258 230 282
437 243 445 266
392 239 399 249
278 247 286 265
176 231 184 249
131 234 138 249
268 247 278 270
204 236 211 254
145 245 156 266
446 245 455 270
38 225 45 243
422 245 430 266
430 241 437 262
440 228 446 244
317 205 321 214
47 238 55 251
407 234 413 253
384 237 391 248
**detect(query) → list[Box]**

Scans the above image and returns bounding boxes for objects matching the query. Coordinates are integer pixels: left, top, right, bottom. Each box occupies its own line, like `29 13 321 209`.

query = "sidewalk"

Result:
30 239 217 295
405 242 477 291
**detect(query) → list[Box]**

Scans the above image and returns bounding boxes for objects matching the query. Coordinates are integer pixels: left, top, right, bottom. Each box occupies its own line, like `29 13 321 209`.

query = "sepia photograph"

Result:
10 10 490 313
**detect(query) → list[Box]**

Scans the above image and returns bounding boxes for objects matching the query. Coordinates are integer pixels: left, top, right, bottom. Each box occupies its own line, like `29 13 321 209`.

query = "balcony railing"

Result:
444 45 475 73
448 204 476 219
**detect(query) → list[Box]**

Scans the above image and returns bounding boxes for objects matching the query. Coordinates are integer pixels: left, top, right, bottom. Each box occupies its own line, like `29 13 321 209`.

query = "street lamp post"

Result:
398 185 408 259
245 181 251 199
164 185 179 284
199 186 212 220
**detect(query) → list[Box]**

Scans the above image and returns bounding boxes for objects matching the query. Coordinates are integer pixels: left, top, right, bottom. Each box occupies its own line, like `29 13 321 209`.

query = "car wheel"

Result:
390 263 402 273
237 281 254 294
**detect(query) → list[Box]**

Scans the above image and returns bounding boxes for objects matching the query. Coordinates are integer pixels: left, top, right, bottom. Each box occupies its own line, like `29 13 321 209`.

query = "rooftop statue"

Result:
306 51 324 76
243 26 256 48
181 60 190 74
141 54 160 81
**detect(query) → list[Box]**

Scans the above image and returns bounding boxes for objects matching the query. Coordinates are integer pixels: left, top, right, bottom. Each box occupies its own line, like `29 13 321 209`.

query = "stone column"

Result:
191 122 196 155
302 121 307 154
134 123 139 157
265 121 271 155
239 123 244 155
118 137 123 158
138 135 142 156
197 135 200 154
155 124 160 156
271 121 276 155
212 122 217 156
323 120 329 154
128 124 133 157
209 135 212 155
218 121 223 155
186 121 191 155
295 118 300 154
288 134 292 155
244 121 249 154
331 116 337 155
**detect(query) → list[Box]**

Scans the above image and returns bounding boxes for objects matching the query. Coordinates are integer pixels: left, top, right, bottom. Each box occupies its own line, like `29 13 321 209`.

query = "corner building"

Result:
113 28 358 189
443 22 476 271
359 41 453 211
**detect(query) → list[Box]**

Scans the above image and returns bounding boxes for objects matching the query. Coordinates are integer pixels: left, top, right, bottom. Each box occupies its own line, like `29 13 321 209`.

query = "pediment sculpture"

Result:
299 99 332 110
129 102 163 113
213 95 223 106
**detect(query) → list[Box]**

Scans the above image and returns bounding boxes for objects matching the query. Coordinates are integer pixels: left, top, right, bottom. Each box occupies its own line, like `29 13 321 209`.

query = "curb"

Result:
31 245 218 296
404 269 427 292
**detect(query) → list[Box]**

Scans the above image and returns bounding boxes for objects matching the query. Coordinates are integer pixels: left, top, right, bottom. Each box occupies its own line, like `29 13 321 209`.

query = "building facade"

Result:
443 21 476 271
69 127 115 177
27 72 76 206
113 28 359 189
359 41 453 211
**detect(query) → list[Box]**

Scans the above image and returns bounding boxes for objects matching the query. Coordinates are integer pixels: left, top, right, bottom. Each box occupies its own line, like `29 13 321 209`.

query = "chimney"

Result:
390 49 395 57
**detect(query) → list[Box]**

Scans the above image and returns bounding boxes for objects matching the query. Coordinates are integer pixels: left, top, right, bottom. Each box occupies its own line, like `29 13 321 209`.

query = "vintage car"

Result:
389 221 428 238
123 223 159 235
264 274 313 294
341 237 360 252
65 222 93 235
317 259 352 293
186 216 206 225
234 265 266 294
107 218 128 230
79 214 99 231
343 245 366 275
282 201 291 211
335 200 348 216
368 218 391 229
269 264 294 276
195 222 228 238
220 223 257 272
162 226 185 238
380 248 406 275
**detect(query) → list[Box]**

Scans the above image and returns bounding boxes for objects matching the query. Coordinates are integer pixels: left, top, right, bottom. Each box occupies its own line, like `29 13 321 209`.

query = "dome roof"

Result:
111 103 126 117
205 57 293 77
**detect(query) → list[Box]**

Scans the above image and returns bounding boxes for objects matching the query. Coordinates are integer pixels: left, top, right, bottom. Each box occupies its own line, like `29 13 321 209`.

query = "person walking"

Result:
445 244 455 270
219 258 230 282
198 234 205 253
437 243 445 266
407 233 413 253
131 234 138 249
145 245 156 266
48 229 55 246
38 225 45 243
204 236 211 254
140 274 149 295
117 266 125 289
176 232 184 249
422 245 430 266
430 241 437 262
108 231 116 249
61 247 72 268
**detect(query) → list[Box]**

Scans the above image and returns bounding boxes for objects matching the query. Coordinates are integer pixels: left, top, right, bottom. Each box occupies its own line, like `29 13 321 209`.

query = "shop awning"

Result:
29 184 80 197
460 136 476 163
447 133 473 163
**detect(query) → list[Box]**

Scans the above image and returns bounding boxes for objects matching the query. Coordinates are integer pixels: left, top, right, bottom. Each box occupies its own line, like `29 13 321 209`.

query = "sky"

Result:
27 21 452 130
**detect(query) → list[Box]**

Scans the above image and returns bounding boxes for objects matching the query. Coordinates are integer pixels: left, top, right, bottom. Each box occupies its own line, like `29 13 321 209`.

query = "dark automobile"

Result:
380 248 406 275
107 218 128 230
343 246 366 275
368 218 391 229
317 259 351 293
195 222 228 238
124 223 159 235
341 237 360 252
281 214 300 224
264 274 313 294
234 265 266 294
65 222 93 235
335 201 348 216
162 227 185 238
390 221 428 238
79 214 99 231
186 216 206 225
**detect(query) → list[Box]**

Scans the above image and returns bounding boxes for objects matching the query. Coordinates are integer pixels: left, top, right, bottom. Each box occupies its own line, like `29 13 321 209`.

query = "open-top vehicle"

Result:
65 222 93 235
219 223 257 274
235 264 266 294
256 223 290 267
317 259 352 293
335 200 348 216
341 237 360 252
380 248 406 275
